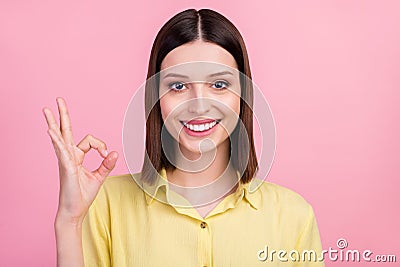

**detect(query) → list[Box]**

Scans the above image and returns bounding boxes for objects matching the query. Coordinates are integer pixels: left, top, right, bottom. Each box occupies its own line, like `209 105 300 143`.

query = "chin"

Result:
183 136 230 155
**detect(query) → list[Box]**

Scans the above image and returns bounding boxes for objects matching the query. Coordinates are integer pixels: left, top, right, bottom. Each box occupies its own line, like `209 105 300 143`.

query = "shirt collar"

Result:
143 168 169 205
143 168 261 210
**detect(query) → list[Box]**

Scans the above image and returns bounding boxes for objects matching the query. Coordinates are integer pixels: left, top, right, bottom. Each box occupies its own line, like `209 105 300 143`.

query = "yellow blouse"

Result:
82 169 324 266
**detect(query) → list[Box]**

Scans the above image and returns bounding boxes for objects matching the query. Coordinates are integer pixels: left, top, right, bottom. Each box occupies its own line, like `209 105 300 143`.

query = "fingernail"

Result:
103 150 108 157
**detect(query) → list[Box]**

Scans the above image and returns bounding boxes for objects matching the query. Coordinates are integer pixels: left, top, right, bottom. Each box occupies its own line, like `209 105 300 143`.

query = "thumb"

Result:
93 151 119 182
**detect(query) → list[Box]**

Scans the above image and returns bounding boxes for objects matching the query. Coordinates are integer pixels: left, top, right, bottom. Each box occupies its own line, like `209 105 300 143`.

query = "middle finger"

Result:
57 97 75 146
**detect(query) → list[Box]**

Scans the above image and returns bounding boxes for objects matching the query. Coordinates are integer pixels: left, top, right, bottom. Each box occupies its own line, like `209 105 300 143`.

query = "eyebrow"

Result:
162 71 235 79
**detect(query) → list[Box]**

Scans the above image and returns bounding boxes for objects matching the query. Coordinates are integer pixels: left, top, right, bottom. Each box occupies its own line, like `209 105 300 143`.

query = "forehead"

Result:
159 61 239 83
160 40 238 71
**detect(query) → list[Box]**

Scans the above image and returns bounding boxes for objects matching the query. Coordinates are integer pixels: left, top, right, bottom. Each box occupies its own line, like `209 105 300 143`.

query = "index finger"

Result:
42 107 62 136
57 97 75 146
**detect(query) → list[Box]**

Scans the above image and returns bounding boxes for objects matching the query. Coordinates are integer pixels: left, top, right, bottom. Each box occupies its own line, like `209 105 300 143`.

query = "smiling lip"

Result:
185 119 216 124
180 119 220 137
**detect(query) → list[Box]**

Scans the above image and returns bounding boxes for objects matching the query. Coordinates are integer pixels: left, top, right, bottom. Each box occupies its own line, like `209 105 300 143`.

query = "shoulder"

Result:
254 180 315 219
260 181 310 204
103 173 140 189
85 173 148 230
94 172 145 204
104 172 144 191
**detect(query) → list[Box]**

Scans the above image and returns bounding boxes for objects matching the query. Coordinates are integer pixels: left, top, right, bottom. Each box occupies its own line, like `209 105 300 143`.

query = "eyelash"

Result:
167 81 231 92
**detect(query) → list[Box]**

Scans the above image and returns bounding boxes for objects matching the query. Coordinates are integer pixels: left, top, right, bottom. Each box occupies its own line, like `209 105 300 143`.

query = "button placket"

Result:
198 220 212 267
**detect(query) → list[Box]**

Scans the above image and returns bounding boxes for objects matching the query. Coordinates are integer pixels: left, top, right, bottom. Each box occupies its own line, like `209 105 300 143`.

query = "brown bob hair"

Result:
141 8 258 185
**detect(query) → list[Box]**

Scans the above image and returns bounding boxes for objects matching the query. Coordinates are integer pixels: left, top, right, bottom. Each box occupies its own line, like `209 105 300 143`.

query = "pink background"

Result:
1 1 399 266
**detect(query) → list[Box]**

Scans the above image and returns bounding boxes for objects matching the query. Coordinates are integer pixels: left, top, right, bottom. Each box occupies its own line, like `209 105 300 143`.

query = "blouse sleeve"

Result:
82 185 112 267
294 205 325 267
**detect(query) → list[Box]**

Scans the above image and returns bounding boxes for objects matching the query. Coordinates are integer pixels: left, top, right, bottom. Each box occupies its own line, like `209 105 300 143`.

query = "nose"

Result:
188 82 211 114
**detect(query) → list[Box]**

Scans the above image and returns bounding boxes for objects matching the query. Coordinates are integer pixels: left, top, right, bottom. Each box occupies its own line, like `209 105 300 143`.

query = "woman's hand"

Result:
43 97 118 225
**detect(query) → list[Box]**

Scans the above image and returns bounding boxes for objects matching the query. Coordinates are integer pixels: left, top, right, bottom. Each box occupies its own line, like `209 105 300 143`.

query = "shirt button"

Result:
200 221 207 229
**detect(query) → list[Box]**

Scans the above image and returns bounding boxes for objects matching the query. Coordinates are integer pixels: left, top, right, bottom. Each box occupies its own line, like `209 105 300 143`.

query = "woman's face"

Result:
159 40 241 157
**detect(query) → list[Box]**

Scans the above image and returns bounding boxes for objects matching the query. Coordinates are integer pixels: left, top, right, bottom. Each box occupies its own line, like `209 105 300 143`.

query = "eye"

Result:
211 80 230 90
168 82 187 91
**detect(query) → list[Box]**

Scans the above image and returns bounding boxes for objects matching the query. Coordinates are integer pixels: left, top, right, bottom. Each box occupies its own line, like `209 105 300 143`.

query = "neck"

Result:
166 139 239 207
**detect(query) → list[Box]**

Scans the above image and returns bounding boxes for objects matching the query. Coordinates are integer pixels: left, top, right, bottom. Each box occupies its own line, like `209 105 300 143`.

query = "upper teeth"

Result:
183 121 217 132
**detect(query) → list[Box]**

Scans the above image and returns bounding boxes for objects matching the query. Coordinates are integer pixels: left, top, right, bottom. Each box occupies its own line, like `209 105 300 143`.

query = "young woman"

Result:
43 9 324 267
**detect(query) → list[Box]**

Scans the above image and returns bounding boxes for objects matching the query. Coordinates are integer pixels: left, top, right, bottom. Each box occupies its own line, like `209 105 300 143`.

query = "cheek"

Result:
224 94 241 115
234 97 241 114
159 96 173 122
159 96 181 138
216 93 241 135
